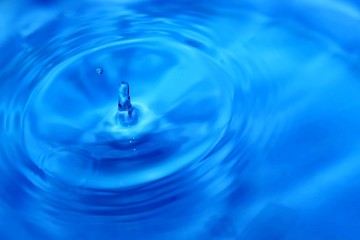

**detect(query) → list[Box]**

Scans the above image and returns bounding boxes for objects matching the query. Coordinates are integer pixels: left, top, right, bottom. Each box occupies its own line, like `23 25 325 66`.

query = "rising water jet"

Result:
117 81 139 126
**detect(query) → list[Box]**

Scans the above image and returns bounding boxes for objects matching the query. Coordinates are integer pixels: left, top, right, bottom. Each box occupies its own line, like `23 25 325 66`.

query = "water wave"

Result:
1 0 360 239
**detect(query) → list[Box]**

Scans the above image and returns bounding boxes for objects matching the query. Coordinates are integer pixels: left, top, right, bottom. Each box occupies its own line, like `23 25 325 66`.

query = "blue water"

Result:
1 0 360 239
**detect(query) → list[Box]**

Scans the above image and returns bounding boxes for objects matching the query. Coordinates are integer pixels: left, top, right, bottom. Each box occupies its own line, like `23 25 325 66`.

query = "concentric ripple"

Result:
23 38 234 188
1 0 360 239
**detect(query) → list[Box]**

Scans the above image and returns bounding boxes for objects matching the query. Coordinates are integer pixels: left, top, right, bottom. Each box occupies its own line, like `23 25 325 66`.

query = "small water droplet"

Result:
96 67 103 75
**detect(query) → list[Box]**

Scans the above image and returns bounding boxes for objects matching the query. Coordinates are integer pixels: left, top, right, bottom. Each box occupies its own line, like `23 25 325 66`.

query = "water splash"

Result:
0 0 360 239
117 81 139 126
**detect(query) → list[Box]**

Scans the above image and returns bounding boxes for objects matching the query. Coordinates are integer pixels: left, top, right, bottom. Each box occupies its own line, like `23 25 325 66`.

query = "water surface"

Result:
1 0 360 239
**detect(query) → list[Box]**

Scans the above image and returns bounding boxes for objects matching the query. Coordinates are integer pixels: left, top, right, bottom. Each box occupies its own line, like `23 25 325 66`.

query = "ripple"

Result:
1 0 360 239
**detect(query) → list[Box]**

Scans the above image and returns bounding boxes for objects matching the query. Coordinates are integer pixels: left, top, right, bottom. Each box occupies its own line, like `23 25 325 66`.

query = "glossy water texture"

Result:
1 0 360 239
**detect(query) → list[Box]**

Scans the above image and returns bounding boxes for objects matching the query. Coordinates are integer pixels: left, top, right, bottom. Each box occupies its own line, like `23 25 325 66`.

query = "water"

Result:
1 0 360 239
96 67 103 75
117 81 139 125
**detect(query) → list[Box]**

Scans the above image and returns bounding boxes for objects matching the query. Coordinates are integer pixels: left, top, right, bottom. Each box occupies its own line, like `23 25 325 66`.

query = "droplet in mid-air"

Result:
96 67 103 75
117 81 138 126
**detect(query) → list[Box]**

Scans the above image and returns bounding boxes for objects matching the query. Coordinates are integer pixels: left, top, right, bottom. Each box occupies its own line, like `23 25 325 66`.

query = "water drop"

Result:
117 81 138 126
118 82 132 110
96 67 103 75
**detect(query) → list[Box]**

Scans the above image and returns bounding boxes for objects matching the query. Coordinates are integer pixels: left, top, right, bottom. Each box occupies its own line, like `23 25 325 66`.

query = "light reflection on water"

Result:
0 0 360 239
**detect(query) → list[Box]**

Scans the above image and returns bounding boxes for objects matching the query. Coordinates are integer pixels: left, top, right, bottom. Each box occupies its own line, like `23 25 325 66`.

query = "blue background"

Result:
1 0 360 239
